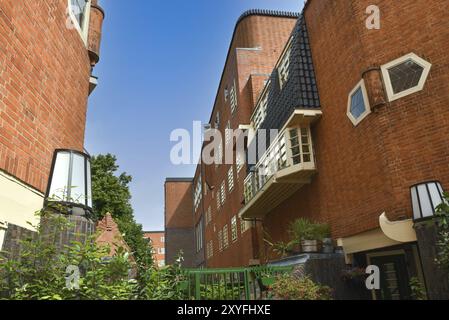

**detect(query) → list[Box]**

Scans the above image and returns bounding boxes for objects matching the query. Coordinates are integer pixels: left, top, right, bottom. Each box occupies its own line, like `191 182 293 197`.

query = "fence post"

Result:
243 269 251 300
194 272 201 300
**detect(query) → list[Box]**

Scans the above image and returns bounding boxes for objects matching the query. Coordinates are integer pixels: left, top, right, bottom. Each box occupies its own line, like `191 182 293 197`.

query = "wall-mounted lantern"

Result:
410 181 445 221
45 149 93 217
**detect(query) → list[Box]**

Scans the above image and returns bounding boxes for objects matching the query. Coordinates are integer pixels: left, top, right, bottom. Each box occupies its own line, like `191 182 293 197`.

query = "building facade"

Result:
143 231 166 267
0 0 104 250
164 178 196 267
166 1 449 299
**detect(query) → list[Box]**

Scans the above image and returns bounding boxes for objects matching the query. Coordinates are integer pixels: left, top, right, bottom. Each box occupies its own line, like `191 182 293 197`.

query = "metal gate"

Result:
182 266 293 300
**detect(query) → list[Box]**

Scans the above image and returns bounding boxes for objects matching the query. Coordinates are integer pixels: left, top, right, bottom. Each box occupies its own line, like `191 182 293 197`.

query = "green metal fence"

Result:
181 266 293 300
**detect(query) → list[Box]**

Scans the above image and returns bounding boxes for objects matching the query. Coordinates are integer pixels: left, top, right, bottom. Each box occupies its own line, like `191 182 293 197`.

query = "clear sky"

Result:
85 0 304 231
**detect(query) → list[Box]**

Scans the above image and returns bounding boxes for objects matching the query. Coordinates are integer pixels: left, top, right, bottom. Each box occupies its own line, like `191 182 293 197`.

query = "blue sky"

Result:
85 0 303 231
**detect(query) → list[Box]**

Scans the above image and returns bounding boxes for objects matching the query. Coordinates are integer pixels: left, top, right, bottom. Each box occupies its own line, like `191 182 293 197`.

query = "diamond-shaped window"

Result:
347 80 371 126
388 59 424 94
381 53 432 102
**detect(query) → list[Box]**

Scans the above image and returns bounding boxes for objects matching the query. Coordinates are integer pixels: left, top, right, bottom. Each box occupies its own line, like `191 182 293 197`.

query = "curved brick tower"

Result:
0 0 104 252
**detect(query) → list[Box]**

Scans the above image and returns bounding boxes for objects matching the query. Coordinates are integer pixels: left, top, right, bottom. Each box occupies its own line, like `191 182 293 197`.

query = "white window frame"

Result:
160 236 165 243
381 53 432 102
195 221 203 252
216 191 221 210
222 225 229 249
218 230 223 252
230 80 238 114
193 176 202 212
206 206 212 226
68 0 92 45
220 181 226 206
251 81 270 130
277 37 293 90
347 79 371 126
227 167 234 192
231 216 238 242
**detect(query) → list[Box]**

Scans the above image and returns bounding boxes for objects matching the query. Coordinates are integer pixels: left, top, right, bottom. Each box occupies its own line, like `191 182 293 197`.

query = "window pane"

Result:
49 152 70 201
417 184 433 218
388 59 424 94
86 159 92 207
70 0 88 27
71 154 86 205
350 87 366 119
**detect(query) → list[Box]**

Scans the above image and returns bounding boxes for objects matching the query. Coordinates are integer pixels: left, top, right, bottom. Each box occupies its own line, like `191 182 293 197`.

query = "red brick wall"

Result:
262 0 449 261
0 0 93 192
164 179 195 266
200 14 298 268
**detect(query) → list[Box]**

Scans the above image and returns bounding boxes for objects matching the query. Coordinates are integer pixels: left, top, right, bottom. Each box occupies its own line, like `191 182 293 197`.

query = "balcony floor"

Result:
240 162 317 220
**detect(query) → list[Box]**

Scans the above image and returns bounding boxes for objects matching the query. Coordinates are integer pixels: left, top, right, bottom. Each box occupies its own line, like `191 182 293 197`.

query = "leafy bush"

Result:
289 218 330 241
138 253 188 300
270 273 333 300
436 192 449 271
409 277 427 300
0 210 137 300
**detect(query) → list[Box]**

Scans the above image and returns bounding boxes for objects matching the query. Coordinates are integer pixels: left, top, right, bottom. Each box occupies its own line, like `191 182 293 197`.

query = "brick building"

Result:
164 10 299 268
0 0 104 250
164 178 196 267
143 231 166 267
166 1 449 299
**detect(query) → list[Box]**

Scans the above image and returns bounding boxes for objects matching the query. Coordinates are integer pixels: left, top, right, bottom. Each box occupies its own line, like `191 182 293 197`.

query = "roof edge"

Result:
236 9 300 25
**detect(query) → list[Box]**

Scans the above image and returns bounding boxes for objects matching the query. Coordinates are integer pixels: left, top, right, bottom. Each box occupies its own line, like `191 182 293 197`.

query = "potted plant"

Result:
317 224 333 253
289 218 327 253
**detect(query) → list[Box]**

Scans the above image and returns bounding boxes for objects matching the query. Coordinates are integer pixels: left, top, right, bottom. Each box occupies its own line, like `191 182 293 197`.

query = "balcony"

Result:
240 109 321 219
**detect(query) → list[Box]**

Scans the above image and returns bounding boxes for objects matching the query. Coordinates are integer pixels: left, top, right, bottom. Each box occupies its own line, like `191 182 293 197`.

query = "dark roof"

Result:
165 177 193 183
259 13 321 131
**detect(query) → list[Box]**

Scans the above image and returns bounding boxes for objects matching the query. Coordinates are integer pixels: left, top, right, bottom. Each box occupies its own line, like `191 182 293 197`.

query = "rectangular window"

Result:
68 0 91 43
206 206 212 226
225 120 232 146
215 111 221 128
277 38 293 89
227 167 234 192
230 80 238 114
195 221 203 252
194 176 202 212
241 218 251 234
215 142 223 169
206 240 214 259
218 230 223 252
160 236 165 243
158 248 165 255
223 225 229 249
231 216 238 242
220 181 226 206
216 191 221 211
252 84 270 130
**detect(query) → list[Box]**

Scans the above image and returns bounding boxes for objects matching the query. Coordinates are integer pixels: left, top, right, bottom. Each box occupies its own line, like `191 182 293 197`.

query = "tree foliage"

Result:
91 154 153 271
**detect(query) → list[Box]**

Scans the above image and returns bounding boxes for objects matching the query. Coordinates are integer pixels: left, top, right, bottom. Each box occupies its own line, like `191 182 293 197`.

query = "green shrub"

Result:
270 273 333 300
0 210 137 300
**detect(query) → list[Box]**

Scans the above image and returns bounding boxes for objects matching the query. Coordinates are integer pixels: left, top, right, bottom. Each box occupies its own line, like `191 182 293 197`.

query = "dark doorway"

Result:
370 254 411 300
